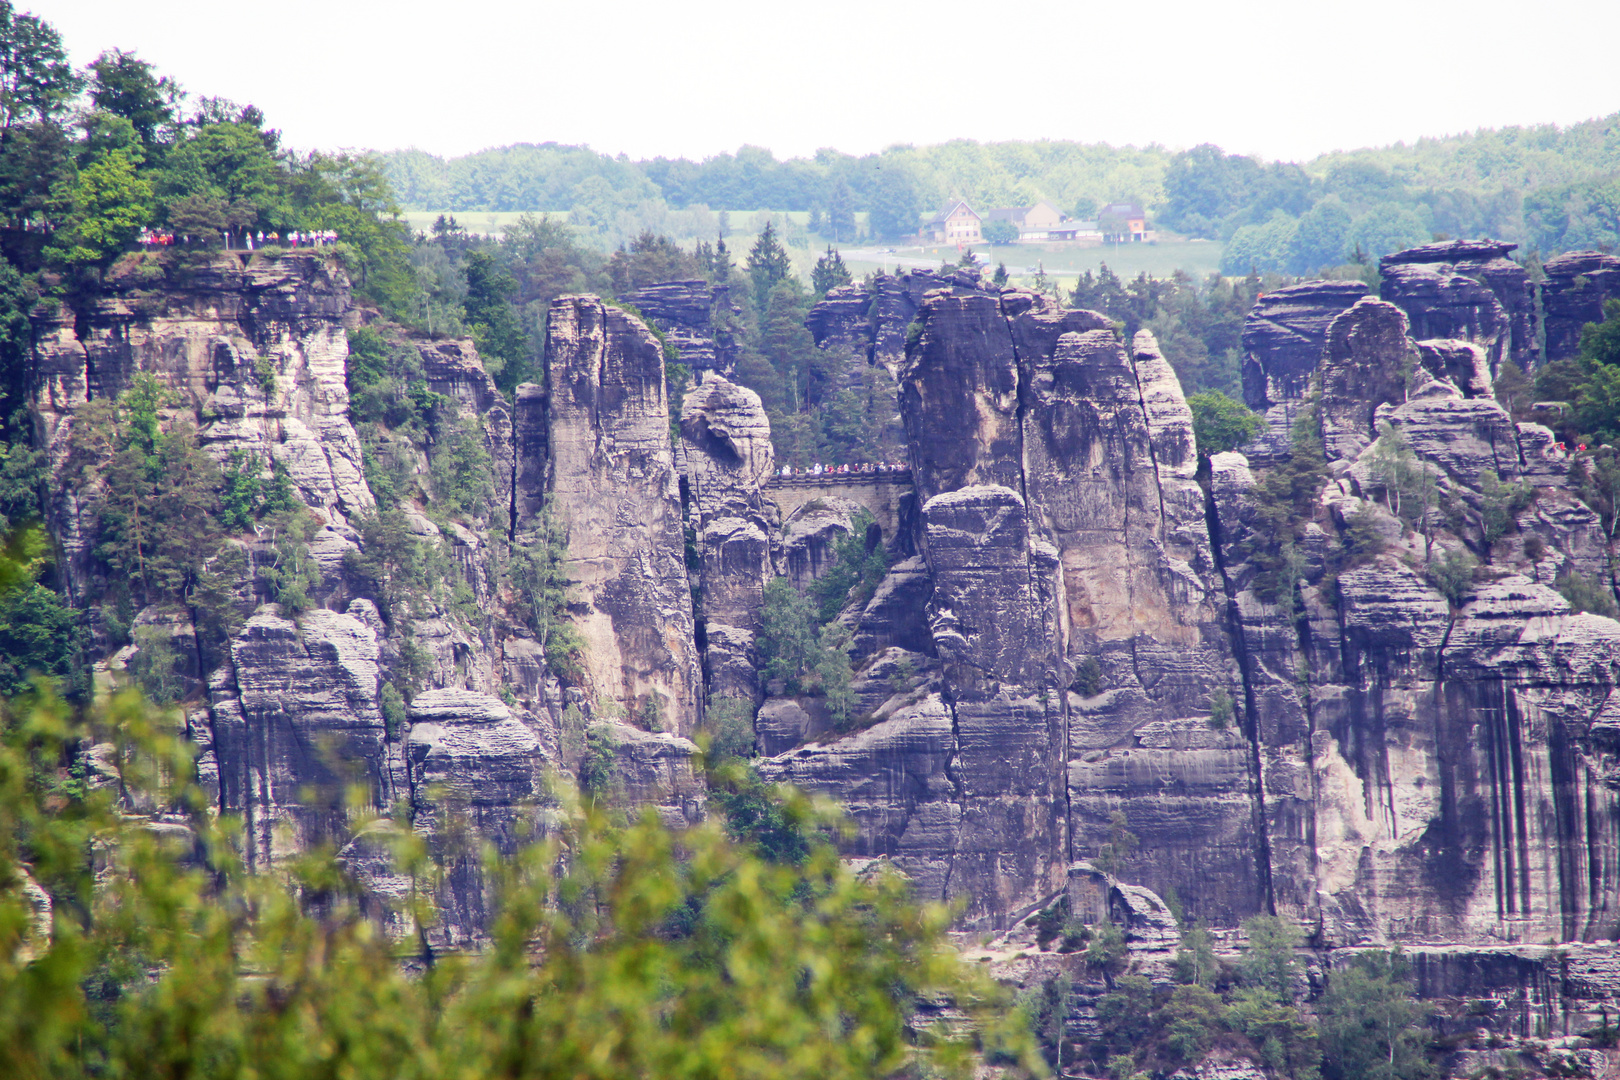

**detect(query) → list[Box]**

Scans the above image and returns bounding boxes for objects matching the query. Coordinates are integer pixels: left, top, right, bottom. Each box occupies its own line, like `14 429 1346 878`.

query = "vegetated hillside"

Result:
374 116 1620 263
14 6 1620 1077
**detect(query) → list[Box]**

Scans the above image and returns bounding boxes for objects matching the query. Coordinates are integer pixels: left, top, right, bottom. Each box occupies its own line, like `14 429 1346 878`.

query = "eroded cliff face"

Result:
28 244 1620 1033
764 281 1251 927
1380 240 1537 374
1216 291 1620 952
543 296 702 734
33 253 371 595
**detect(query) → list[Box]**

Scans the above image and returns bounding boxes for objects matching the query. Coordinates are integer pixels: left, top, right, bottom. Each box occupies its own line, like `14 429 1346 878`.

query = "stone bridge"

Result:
766 471 915 542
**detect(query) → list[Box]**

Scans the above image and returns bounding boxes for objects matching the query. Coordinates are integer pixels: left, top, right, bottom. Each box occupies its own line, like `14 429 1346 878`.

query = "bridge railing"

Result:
765 469 913 488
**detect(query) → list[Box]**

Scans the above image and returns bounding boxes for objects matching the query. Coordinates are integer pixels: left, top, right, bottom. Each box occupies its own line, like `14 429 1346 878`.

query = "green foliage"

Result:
698 696 755 762
1074 655 1103 698
814 621 855 727
462 246 531 391
127 623 184 703
64 377 226 603
378 681 407 739
0 526 83 698
1557 569 1620 619
1094 974 1155 1056
607 229 702 295
808 512 887 624
578 721 618 799
1092 810 1140 876
508 509 583 677
1240 406 1330 607
1207 687 1235 730
1020 974 1073 1073
343 508 426 623
1073 266 1260 397
217 449 263 533
0 687 1038 1080
428 412 493 521
1188 390 1263 456
1173 922 1218 988
704 759 817 866
0 4 79 129
810 245 851 296
983 219 1020 244
45 139 154 272
745 221 792 313
1475 468 1534 558
1085 919 1128 976
1240 915 1304 1002
1319 950 1435 1080
258 506 321 615
1425 547 1478 609
758 576 819 693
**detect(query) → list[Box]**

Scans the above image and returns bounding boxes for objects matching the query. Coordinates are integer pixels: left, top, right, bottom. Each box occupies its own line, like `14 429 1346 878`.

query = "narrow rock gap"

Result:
1124 340 1170 536
1202 474 1277 915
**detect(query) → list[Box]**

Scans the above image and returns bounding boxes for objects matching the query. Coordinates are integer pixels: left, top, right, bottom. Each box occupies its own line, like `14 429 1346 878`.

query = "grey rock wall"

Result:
542 295 702 733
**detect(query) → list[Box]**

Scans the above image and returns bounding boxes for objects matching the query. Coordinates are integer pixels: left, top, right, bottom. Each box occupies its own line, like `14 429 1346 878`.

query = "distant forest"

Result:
375 117 1620 270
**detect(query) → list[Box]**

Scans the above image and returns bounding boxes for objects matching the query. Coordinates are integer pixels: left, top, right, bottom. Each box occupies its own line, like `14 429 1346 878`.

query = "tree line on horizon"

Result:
373 119 1620 261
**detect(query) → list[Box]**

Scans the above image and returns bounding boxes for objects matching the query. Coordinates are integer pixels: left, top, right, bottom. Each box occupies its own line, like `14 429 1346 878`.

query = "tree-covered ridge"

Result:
373 114 1620 257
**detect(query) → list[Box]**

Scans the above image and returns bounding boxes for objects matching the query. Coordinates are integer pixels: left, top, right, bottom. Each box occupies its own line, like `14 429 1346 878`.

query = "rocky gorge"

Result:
24 240 1620 1073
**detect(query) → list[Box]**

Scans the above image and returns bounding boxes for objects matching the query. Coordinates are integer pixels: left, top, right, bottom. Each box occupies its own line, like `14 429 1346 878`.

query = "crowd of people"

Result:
135 228 340 250
776 461 907 478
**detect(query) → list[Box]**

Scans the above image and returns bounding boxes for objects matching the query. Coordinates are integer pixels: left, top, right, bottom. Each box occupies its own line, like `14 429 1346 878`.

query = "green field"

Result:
396 209 1223 282
839 239 1223 281
400 210 556 235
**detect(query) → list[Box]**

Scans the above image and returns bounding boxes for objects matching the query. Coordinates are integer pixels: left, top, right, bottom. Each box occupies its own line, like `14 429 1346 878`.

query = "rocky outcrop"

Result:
627 279 739 378
680 374 777 700
1240 280 1370 461
542 295 702 733
770 282 1248 927
806 270 971 377
1318 298 1416 461
590 721 705 827
31 252 371 592
1380 240 1536 373
419 336 517 520
1542 250 1620 365
1241 280 1371 411
210 607 398 870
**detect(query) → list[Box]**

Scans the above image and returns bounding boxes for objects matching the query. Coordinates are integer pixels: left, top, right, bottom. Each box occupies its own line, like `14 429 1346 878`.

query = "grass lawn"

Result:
839 239 1224 281
399 210 559 235
394 209 1224 283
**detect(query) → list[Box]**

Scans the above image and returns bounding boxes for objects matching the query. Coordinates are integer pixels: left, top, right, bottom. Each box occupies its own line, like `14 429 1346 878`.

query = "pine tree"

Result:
746 221 792 313
811 245 851 297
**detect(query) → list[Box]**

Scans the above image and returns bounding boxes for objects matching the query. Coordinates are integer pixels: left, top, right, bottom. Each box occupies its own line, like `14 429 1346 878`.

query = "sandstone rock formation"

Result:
1542 250 1620 365
1380 239 1536 372
27 236 1620 1044
31 253 371 593
680 374 776 700
1240 280 1369 461
627 278 739 377
542 295 702 734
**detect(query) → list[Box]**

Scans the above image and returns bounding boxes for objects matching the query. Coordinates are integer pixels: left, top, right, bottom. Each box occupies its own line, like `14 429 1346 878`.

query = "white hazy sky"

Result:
31 0 1620 164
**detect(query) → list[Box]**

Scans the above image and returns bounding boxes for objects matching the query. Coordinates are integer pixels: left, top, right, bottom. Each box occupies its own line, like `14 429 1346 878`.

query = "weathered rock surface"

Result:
1240 279 1370 462
1241 279 1370 411
1319 298 1416 461
211 607 397 869
1542 250 1620 365
1380 240 1536 372
681 374 777 699
31 253 371 592
627 278 739 377
542 295 702 733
